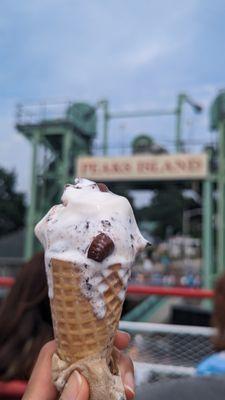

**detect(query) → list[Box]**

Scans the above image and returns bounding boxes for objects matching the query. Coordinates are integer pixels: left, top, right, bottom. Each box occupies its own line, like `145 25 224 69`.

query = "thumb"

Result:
60 371 89 400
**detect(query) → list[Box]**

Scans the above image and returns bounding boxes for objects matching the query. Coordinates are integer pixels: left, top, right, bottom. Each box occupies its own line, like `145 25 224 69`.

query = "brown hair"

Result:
212 272 225 351
0 252 53 381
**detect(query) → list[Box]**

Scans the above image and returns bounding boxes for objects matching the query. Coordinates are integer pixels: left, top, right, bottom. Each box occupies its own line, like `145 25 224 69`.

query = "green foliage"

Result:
132 133 166 154
136 184 201 240
0 167 26 236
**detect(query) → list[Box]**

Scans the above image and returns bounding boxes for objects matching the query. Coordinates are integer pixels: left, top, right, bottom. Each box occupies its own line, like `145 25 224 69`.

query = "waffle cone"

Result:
50 258 126 400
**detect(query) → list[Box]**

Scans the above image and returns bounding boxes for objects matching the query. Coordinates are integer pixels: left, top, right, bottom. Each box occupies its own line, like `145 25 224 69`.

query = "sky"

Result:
1 0 225 197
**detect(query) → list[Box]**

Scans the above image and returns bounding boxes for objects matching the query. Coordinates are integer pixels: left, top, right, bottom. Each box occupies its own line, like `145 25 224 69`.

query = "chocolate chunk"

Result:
86 278 92 291
87 233 115 262
97 183 109 192
101 219 111 227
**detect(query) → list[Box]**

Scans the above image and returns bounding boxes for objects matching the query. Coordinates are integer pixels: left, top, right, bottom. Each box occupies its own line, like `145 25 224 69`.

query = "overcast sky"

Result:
1 0 225 196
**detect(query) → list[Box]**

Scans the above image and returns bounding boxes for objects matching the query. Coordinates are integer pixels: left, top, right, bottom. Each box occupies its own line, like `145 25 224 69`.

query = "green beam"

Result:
175 93 184 153
122 296 166 322
109 109 175 119
24 129 39 259
202 179 214 288
102 100 109 156
61 130 73 186
217 121 225 275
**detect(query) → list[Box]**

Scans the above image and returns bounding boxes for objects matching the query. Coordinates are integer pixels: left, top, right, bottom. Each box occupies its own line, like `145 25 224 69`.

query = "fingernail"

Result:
61 370 83 399
118 330 131 340
71 371 83 397
124 371 135 397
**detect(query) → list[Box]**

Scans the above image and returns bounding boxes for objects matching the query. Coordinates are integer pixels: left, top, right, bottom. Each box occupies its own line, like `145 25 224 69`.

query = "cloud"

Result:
120 38 178 70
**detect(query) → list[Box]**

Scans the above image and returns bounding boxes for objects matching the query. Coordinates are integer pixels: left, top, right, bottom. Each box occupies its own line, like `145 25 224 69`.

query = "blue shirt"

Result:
196 351 225 376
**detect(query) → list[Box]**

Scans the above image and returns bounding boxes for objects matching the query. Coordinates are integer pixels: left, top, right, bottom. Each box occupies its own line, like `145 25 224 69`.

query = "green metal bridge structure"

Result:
16 101 97 259
16 91 225 299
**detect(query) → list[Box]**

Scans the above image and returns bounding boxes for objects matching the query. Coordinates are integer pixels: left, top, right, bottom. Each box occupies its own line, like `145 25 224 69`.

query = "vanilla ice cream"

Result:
35 178 147 319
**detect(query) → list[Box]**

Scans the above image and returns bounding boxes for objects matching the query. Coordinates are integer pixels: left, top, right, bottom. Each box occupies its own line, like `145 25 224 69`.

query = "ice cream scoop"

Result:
35 178 147 400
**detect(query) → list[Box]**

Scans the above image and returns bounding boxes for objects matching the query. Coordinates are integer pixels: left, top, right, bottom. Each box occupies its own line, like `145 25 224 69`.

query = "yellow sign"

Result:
76 153 208 181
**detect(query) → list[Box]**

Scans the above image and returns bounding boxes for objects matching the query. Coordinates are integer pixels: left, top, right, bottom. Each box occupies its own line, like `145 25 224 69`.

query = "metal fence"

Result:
0 321 215 396
119 321 214 384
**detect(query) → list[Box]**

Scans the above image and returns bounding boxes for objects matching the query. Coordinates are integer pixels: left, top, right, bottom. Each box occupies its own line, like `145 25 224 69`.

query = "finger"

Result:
115 348 135 400
22 341 57 400
114 330 131 350
60 371 89 400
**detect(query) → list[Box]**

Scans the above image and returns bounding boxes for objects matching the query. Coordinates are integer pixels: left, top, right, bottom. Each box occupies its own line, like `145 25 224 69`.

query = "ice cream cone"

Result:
35 178 148 399
50 258 126 400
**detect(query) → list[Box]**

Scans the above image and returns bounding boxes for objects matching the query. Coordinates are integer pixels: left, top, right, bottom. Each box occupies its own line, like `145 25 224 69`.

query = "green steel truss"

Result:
16 102 96 258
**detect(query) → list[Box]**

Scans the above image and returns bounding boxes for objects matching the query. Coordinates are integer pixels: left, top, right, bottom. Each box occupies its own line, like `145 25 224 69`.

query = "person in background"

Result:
196 272 225 376
0 252 53 381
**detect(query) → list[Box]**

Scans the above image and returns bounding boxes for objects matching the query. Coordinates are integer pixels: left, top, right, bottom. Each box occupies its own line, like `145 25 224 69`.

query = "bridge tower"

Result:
16 101 97 258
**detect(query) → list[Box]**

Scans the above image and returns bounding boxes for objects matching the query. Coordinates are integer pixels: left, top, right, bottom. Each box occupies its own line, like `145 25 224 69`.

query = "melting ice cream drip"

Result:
35 178 147 319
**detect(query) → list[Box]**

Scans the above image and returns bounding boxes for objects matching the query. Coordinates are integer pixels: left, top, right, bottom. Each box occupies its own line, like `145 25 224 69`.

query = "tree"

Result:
137 184 201 240
132 134 167 155
0 167 26 237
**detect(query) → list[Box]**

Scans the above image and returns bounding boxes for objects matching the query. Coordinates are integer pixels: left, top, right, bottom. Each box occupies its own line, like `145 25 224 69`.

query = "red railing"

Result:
0 277 15 288
0 277 214 298
127 285 213 298
0 380 27 397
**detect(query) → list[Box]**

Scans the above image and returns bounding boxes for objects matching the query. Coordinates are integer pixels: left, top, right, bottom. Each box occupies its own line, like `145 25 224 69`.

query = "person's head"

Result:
0 252 53 381
212 272 225 351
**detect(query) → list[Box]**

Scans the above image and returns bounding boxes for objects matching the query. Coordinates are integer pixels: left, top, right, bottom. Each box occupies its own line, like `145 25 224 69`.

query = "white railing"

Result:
120 321 214 336
119 321 214 384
